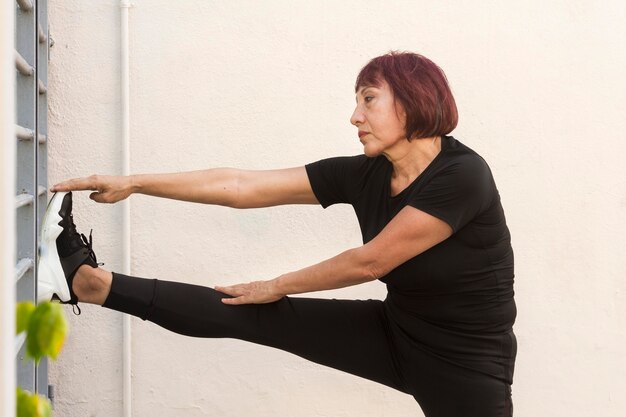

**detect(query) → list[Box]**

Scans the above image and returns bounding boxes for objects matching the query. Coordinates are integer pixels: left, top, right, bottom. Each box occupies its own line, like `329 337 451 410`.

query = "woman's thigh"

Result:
405 346 513 417
139 278 408 393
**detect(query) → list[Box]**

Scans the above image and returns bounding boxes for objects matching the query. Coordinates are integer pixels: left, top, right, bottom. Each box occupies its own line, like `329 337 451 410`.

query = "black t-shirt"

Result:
305 135 516 382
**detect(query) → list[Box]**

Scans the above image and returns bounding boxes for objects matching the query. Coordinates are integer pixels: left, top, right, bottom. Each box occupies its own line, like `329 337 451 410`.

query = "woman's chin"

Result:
362 146 381 158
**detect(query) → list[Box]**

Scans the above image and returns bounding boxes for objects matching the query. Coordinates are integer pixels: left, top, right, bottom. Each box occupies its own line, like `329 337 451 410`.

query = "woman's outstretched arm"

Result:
51 167 318 208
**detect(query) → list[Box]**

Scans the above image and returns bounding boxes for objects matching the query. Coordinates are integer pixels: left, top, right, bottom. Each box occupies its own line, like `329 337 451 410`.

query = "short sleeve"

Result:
305 155 368 208
407 155 496 233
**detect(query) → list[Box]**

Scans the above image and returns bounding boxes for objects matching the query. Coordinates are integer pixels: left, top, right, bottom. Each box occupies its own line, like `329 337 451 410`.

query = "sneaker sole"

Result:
37 191 71 303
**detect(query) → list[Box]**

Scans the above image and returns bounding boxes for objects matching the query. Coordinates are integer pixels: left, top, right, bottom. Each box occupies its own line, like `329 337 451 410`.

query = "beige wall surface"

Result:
48 1 626 416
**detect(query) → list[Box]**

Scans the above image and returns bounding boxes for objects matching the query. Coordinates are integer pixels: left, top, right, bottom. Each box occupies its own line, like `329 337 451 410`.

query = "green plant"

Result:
15 301 68 417
16 387 51 417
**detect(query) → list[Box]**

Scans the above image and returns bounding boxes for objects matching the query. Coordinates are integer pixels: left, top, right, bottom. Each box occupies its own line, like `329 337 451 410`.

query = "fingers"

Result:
221 296 248 305
215 282 282 305
89 192 107 203
214 285 240 297
51 175 128 204
215 284 250 305
50 175 100 193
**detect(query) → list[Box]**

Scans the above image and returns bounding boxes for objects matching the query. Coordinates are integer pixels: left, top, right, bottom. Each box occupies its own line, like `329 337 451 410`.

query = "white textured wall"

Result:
48 1 626 416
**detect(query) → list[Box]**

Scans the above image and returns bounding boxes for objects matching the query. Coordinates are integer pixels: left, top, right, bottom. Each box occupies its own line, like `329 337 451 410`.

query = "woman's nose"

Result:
350 107 364 126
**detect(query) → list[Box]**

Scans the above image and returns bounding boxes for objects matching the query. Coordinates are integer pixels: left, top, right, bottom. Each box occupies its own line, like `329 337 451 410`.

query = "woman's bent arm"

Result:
217 205 453 305
52 167 318 208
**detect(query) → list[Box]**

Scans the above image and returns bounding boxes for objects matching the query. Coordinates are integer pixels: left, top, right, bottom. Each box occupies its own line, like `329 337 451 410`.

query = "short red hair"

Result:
355 51 458 139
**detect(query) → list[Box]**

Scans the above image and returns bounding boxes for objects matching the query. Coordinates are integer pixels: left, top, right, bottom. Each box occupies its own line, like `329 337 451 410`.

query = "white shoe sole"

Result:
37 191 71 303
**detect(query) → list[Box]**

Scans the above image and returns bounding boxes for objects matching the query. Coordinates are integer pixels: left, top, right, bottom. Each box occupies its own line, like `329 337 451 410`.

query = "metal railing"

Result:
14 0 52 400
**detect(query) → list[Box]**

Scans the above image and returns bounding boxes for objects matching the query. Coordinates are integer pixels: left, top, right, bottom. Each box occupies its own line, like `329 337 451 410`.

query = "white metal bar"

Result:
16 0 33 12
14 334 26 358
15 124 34 141
38 185 46 197
38 24 47 43
15 258 33 284
14 125 45 143
2 0 16 411
14 50 33 76
15 193 34 209
121 2 133 416
38 79 47 95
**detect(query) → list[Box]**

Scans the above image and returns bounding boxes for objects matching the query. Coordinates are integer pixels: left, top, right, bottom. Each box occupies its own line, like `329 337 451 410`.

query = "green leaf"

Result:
16 302 36 335
26 302 68 362
16 387 52 417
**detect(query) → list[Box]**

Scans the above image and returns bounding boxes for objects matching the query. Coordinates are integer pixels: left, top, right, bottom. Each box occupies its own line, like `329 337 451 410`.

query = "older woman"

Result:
40 52 516 417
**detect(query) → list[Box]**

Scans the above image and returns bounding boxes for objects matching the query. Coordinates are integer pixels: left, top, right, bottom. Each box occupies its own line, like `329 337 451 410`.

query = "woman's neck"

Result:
385 136 442 185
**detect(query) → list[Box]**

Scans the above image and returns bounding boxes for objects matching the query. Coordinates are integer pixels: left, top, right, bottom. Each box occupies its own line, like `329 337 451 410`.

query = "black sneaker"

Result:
38 191 100 313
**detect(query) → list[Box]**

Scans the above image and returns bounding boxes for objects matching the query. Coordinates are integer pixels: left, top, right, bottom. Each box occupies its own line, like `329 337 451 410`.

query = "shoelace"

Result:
70 230 104 316
80 229 102 266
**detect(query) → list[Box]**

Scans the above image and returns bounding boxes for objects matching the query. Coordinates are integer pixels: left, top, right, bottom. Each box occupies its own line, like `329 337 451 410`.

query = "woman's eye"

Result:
364 96 374 103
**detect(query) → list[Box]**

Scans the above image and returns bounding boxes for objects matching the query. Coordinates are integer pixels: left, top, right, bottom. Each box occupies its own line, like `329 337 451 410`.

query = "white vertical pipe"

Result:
120 1 132 417
1 0 16 415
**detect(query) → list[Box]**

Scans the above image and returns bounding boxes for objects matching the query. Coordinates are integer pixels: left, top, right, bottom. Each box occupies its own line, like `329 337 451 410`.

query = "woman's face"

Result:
350 80 407 158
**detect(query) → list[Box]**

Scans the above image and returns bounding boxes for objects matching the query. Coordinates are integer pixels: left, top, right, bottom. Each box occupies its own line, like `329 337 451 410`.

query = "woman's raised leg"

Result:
73 266 408 394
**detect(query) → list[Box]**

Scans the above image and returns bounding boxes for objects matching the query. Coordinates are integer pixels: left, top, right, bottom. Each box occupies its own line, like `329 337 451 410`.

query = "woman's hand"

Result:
51 175 135 204
215 280 285 305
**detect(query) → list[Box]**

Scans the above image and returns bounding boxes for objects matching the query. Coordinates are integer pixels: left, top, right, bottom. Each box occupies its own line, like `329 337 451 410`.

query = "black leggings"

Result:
103 273 513 417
